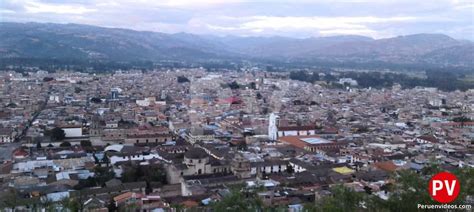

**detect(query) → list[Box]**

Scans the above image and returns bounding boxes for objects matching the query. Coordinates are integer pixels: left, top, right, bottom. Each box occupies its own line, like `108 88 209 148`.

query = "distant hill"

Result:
0 22 235 62
0 22 472 68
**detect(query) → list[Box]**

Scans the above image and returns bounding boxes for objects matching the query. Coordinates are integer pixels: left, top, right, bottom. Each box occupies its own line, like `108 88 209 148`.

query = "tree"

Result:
121 165 140 183
36 140 42 149
452 167 474 205
170 203 184 211
80 140 92 147
74 87 83 93
90 97 102 104
177 76 190 83
319 185 364 212
74 177 97 190
249 82 257 90
59 197 80 212
211 189 263 212
228 81 240 90
60 141 71 147
379 169 436 211
0 189 20 210
6 103 17 108
452 116 472 123
50 127 66 141
101 153 110 166
43 77 54 82
107 197 118 212
303 166 474 212
121 164 167 185
93 166 115 187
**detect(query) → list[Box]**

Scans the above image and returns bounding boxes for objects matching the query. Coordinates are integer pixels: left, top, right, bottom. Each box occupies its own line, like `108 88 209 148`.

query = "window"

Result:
136 140 139 143
198 169 202 174
198 159 201 163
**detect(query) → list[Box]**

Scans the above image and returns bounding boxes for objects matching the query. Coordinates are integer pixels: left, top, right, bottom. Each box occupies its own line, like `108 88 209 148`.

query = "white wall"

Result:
62 128 82 137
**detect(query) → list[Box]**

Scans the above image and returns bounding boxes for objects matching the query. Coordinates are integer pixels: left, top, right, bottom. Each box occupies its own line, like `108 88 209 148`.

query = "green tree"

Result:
50 127 66 141
74 87 83 93
94 166 115 186
101 153 110 166
60 141 72 147
177 76 190 83
121 164 166 184
43 77 54 82
107 197 117 212
211 188 263 212
0 189 20 210
449 167 474 206
59 197 80 211
321 185 364 212
90 97 102 104
36 139 42 149
80 140 92 147
228 81 240 90
249 82 257 90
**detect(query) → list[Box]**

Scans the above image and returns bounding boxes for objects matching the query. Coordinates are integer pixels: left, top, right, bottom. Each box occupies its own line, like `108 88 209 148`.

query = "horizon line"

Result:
2 21 472 41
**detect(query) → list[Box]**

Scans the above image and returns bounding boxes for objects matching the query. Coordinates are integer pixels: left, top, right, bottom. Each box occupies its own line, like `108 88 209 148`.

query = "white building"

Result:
62 127 83 137
268 113 279 140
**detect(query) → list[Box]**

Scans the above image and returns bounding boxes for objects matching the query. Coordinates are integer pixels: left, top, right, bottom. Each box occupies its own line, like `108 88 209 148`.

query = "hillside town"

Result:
0 68 473 211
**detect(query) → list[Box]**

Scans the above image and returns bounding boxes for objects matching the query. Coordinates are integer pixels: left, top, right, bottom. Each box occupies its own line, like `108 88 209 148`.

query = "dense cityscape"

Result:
0 67 472 211
1 0 473 211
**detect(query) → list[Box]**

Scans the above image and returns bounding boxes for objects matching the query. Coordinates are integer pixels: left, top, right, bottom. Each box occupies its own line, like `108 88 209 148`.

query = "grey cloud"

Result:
0 0 472 39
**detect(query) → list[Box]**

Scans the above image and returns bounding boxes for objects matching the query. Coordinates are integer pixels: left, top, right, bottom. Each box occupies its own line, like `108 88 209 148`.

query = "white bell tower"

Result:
268 113 279 140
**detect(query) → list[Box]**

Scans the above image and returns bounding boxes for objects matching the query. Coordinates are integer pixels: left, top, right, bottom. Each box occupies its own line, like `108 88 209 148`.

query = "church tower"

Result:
268 113 279 140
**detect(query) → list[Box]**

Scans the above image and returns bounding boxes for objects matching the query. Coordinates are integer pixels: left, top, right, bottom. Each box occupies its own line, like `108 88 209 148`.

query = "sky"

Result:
1 0 473 39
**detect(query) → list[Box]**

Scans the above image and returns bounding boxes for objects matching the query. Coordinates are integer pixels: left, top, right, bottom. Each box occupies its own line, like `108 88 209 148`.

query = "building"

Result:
61 126 83 138
268 113 279 140
268 113 320 139
0 128 14 143
278 136 345 152
231 153 251 179
165 147 230 184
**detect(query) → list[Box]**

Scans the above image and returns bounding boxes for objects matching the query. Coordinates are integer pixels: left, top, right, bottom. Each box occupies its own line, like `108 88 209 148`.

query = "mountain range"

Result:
0 22 472 68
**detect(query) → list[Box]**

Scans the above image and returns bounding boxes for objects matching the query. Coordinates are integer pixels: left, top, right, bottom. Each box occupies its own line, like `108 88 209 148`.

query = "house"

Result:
113 192 144 208
0 128 14 143
250 160 288 175
415 135 439 144
12 148 29 160
373 161 399 172
83 197 108 212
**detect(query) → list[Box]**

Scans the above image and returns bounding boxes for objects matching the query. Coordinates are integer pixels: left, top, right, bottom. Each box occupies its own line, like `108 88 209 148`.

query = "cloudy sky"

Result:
1 0 473 39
